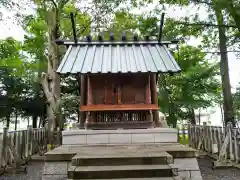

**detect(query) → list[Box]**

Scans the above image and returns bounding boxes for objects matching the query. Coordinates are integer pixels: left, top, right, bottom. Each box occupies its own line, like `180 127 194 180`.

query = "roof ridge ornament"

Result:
122 31 127 41
87 35 92 42
55 12 180 46
133 33 138 41
70 12 78 44
110 32 114 41
98 33 103 41
158 13 165 43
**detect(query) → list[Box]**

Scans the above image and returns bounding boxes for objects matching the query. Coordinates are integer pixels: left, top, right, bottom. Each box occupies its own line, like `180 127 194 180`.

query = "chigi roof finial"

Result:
98 32 103 41
145 35 150 41
86 35 92 42
122 31 127 41
133 33 138 41
110 32 114 41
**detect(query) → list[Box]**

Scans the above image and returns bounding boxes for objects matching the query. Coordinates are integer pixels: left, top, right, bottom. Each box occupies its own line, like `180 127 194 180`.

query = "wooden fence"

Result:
0 126 61 174
178 122 240 168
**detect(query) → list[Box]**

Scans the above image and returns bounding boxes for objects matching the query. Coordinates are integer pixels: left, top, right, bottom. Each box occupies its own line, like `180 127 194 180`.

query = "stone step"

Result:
71 151 173 166
68 176 182 180
44 143 198 162
68 164 177 179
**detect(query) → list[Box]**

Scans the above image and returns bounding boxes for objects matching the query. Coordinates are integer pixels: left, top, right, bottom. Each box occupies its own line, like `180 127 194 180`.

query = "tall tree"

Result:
158 46 221 127
0 38 26 128
159 0 237 125
27 0 126 130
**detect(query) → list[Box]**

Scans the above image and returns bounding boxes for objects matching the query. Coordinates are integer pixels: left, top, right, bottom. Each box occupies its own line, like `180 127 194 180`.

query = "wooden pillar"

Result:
87 75 93 124
151 74 158 104
117 85 122 104
87 75 93 105
79 75 85 129
145 74 151 104
150 74 160 127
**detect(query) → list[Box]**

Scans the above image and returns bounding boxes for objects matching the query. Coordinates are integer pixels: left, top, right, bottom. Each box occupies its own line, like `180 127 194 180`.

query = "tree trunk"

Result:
226 0 240 32
214 6 235 126
42 7 61 132
32 115 38 128
6 114 10 129
14 111 18 130
198 108 201 125
188 108 196 125
159 74 177 127
220 104 224 126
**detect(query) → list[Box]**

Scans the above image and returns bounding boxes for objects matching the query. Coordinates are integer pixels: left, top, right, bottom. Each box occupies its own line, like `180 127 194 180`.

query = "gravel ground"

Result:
0 161 44 180
1 156 240 180
198 156 240 180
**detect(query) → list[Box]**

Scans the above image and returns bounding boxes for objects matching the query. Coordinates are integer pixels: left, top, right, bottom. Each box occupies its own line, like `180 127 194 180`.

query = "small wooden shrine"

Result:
57 38 180 129
56 13 180 129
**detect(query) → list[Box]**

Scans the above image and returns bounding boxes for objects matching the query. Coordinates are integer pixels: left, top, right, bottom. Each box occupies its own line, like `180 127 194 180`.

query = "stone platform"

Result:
62 128 178 145
42 143 202 180
42 128 202 180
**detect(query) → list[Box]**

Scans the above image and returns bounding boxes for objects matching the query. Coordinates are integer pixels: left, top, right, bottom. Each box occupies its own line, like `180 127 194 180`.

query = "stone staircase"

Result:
42 130 202 180
67 151 181 180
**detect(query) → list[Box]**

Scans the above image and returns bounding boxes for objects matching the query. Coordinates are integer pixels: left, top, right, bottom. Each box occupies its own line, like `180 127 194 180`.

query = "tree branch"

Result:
202 50 240 54
175 21 238 28
49 0 57 8
191 0 213 6
41 74 52 104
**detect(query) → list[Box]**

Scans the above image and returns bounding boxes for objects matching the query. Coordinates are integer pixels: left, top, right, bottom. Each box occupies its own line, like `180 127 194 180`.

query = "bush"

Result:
178 134 189 145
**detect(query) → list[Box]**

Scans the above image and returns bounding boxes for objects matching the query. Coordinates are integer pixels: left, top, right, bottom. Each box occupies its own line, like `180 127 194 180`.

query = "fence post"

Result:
1 127 8 169
177 126 180 143
187 123 191 146
14 130 21 169
212 128 219 154
21 130 26 159
218 122 232 161
203 122 207 151
228 122 234 161
208 126 213 153
233 129 239 163
28 126 33 157
56 127 61 146
44 125 48 151
182 125 186 145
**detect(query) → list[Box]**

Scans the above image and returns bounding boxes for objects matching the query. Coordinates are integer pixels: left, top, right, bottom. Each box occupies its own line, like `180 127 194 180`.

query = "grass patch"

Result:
178 134 189 145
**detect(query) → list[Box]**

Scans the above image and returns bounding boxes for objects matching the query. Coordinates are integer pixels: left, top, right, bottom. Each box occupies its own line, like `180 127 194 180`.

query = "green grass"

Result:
178 134 189 145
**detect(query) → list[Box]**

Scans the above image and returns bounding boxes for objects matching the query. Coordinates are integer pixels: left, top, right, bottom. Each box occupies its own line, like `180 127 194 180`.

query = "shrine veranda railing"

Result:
95 111 149 122
178 122 240 168
0 126 61 174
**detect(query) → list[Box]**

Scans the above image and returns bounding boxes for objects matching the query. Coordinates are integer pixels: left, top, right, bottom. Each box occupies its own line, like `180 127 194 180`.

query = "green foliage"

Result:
178 134 189 145
0 37 45 128
1 0 238 128
233 86 240 121
158 45 221 126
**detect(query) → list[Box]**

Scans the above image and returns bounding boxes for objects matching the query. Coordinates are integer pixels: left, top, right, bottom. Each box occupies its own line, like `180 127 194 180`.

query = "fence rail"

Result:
178 122 240 168
0 126 61 174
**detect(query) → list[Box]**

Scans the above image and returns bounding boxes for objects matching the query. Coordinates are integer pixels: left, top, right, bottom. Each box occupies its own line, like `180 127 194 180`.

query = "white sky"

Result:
0 1 240 126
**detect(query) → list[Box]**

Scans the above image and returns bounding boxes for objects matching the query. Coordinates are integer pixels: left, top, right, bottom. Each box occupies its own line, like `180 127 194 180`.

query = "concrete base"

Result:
42 151 202 180
42 128 202 180
62 128 178 145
